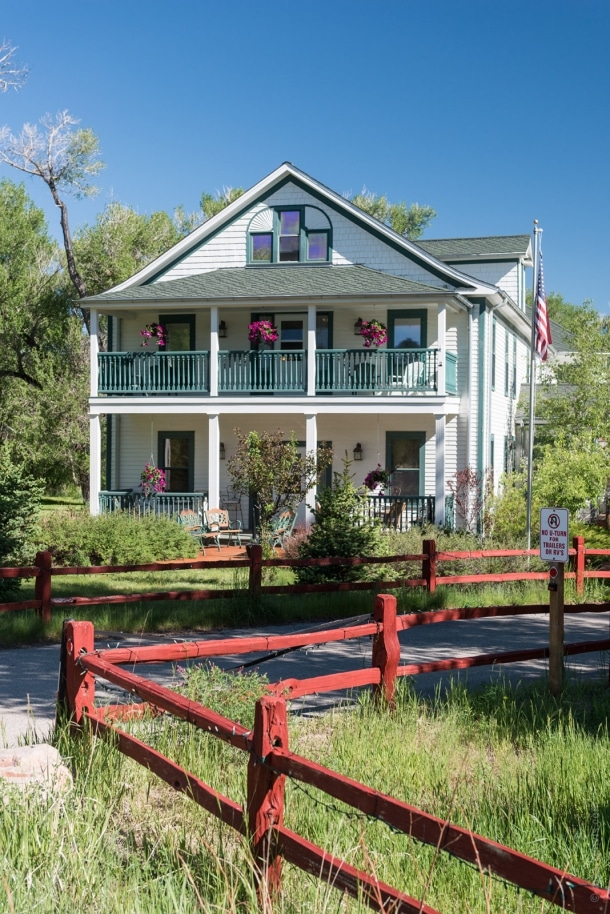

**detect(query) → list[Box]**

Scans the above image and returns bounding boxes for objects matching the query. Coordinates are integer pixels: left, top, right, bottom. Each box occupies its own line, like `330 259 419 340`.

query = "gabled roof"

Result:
87 264 453 306
89 162 503 303
418 235 532 263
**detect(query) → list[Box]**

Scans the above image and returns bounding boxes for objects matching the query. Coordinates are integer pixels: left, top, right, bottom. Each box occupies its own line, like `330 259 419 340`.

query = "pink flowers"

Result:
248 320 278 345
140 322 166 348
364 465 390 490
140 462 166 496
358 319 388 348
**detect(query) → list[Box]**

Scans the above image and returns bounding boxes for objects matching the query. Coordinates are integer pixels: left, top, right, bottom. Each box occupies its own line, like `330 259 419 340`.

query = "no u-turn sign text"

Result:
539 508 569 563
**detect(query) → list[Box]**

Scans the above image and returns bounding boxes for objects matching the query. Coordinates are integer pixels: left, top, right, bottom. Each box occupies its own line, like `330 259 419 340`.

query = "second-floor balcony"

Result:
97 348 457 397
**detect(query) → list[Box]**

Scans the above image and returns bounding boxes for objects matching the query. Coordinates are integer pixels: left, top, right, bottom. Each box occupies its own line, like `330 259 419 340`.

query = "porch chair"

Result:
177 510 220 554
269 509 297 548
204 508 243 547
383 500 406 531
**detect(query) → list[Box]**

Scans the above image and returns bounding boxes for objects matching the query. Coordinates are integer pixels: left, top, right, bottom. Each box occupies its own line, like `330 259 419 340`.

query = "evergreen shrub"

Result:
296 457 385 583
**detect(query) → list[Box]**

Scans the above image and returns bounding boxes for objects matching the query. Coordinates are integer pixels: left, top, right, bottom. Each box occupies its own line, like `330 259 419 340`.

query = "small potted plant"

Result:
140 462 166 497
357 319 388 349
140 322 166 348
248 319 278 346
363 464 390 493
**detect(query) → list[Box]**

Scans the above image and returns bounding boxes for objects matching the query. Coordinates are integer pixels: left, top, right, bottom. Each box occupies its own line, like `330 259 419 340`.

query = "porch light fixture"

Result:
353 442 363 461
218 320 227 338
219 442 226 460
354 317 363 335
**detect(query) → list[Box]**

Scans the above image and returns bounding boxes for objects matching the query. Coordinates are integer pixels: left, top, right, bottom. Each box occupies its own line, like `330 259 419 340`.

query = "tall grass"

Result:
2 673 609 912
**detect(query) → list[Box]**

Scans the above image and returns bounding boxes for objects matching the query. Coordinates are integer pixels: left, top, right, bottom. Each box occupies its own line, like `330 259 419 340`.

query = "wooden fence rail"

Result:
59 594 610 913
1 536 609 623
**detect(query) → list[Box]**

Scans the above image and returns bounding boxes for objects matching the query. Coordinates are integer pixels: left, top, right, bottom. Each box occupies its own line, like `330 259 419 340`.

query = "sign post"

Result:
539 508 568 696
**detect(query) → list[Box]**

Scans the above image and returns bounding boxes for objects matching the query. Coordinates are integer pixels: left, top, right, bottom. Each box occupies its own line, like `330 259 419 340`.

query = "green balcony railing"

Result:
218 350 305 393
98 351 210 394
98 348 454 396
446 351 458 395
315 348 440 394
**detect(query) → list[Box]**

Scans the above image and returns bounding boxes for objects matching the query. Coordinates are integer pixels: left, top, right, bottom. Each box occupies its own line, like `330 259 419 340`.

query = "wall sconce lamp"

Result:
219 442 226 460
218 320 227 338
354 317 363 335
353 442 363 461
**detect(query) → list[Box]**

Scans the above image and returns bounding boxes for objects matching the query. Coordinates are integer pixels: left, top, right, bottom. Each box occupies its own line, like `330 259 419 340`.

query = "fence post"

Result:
372 594 400 708
34 550 52 624
248 543 263 594
247 695 288 905
423 538 436 593
573 535 585 595
57 620 95 729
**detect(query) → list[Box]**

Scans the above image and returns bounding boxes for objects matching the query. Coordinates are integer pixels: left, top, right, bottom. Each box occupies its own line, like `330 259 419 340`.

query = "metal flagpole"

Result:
526 221 542 552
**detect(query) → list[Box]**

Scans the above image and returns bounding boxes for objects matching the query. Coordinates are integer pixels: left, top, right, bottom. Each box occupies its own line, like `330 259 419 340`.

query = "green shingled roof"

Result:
86 264 456 305
418 235 531 260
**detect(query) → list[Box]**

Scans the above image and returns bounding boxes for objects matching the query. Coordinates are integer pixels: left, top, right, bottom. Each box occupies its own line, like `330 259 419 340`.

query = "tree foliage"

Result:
74 202 182 295
0 179 68 390
227 429 332 541
0 449 43 598
0 111 104 314
348 189 436 240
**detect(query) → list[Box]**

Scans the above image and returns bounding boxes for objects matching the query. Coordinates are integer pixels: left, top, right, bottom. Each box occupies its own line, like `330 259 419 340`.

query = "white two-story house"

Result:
85 162 534 529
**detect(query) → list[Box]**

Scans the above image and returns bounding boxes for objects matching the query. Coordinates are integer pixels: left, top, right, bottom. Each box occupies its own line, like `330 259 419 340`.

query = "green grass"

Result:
2 673 609 912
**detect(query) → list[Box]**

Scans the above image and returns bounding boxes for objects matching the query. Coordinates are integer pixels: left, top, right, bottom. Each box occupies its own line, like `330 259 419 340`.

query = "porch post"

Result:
435 413 445 526
436 303 446 396
307 305 316 396
210 306 219 397
305 414 317 526
208 414 220 508
90 308 99 397
89 413 101 515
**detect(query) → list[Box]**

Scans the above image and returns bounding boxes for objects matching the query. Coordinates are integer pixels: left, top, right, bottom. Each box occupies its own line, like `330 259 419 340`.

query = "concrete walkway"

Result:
1 609 609 748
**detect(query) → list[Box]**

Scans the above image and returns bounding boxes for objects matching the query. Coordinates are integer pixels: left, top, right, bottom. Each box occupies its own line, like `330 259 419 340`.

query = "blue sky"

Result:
2 0 609 310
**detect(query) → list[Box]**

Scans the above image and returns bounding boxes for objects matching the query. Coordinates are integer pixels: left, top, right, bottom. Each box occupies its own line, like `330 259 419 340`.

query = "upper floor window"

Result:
248 206 331 264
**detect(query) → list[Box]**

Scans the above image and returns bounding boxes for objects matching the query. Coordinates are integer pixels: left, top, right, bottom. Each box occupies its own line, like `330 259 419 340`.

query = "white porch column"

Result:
208 414 220 508
435 413 446 527
90 309 99 397
436 303 446 396
89 413 101 515
307 305 316 396
210 306 219 397
305 413 318 526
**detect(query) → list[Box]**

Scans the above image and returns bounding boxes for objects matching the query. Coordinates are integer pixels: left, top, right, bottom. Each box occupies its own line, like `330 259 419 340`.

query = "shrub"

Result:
37 511 200 566
0 451 43 598
296 456 385 583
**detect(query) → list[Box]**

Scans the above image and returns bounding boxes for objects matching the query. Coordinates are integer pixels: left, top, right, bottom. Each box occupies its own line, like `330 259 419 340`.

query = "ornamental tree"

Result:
227 429 332 542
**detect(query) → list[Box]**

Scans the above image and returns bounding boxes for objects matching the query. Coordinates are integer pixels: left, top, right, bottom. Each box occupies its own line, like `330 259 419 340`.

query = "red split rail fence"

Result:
59 593 610 913
1 536 609 623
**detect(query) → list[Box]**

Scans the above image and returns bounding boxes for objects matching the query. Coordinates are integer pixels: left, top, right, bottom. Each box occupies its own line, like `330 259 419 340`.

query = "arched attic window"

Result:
248 205 332 264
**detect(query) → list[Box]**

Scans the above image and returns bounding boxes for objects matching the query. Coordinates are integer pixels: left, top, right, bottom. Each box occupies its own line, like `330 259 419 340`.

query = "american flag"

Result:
535 250 552 361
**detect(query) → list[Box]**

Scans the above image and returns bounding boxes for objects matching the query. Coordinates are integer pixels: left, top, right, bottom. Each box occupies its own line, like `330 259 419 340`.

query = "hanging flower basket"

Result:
140 462 166 496
140 322 166 348
248 320 278 345
363 465 390 491
358 319 388 349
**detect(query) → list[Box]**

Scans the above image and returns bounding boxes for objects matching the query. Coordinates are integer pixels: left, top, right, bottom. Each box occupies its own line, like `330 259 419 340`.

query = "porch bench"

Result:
269 509 297 548
178 510 221 554
204 508 243 547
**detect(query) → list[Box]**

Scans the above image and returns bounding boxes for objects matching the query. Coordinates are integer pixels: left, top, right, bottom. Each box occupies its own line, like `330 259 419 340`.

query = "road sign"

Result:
539 508 569 563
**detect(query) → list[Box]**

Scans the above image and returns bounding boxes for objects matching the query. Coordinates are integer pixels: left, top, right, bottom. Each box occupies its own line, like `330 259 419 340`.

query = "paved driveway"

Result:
1 610 609 748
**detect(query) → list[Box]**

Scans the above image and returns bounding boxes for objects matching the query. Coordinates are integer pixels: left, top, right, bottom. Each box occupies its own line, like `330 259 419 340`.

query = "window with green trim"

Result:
248 206 331 264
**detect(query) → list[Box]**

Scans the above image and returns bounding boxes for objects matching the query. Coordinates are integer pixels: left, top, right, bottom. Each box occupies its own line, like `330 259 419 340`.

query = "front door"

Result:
386 432 425 496
158 431 194 492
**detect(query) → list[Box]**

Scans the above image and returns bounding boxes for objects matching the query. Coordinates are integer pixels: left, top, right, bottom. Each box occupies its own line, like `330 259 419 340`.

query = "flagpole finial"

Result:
534 219 538 226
